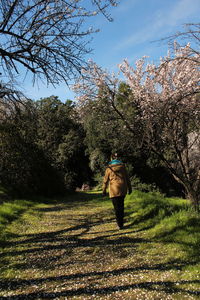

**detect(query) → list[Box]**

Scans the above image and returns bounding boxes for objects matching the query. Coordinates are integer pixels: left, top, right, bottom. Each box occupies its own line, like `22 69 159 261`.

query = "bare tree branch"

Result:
0 0 117 86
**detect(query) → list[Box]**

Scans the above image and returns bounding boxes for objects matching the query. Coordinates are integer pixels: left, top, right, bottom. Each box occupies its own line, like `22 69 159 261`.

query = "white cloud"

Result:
168 0 200 25
114 0 200 51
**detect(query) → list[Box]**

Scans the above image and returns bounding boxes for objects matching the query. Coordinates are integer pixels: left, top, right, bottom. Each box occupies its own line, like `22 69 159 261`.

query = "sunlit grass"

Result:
126 190 200 273
0 191 110 245
0 199 37 242
126 190 192 229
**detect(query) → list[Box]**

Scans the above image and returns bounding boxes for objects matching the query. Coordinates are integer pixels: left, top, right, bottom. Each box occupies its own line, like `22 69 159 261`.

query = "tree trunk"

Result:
186 188 200 212
171 167 200 212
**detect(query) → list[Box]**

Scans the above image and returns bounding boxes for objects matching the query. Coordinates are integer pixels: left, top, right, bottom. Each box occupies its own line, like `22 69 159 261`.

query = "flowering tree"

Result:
73 44 200 209
162 23 200 63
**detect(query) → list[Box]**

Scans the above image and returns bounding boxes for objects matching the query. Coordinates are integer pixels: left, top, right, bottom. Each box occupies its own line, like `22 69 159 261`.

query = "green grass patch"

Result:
0 192 65 243
0 190 200 297
0 199 37 242
126 190 200 270
0 184 8 195
126 190 189 229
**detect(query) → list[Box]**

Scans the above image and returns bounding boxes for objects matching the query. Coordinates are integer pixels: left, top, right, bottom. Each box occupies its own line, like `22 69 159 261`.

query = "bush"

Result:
131 176 159 193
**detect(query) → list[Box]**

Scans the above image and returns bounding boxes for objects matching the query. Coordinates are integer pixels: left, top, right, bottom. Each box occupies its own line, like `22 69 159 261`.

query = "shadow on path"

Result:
0 258 198 291
0 279 199 299
1 192 199 299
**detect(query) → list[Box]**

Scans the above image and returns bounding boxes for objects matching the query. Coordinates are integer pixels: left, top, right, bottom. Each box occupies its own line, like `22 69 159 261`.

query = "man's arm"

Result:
102 168 109 196
124 167 132 194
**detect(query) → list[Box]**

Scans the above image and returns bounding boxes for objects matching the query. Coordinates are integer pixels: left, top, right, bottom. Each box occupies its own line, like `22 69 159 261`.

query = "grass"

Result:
125 190 200 276
0 184 62 243
0 199 39 242
0 189 200 299
1 189 199 257
0 190 109 244
127 190 199 230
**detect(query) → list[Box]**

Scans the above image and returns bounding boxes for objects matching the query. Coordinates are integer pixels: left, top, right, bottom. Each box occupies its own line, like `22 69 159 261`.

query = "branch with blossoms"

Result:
73 44 200 208
73 60 141 135
119 46 200 181
119 44 199 115
160 23 200 64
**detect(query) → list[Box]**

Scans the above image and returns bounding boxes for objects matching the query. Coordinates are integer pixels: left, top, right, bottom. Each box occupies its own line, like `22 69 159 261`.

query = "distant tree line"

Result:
0 90 186 198
0 96 91 196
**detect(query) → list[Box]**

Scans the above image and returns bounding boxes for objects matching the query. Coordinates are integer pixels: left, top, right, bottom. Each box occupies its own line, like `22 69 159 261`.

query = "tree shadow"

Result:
0 204 149 283
33 191 104 209
66 191 104 203
1 219 198 298
1 192 199 299
0 217 143 259
0 274 199 299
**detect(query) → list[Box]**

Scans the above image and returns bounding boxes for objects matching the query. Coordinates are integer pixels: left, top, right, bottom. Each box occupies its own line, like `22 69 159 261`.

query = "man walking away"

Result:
102 153 132 229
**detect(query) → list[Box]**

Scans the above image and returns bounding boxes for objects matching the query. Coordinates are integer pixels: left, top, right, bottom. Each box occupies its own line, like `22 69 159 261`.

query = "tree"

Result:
35 96 90 190
75 78 183 195
0 99 64 196
162 23 200 63
80 82 141 172
0 95 91 196
73 44 200 209
0 0 117 86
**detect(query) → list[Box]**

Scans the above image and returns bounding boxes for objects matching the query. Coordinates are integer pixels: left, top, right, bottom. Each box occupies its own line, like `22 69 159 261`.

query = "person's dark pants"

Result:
111 196 125 229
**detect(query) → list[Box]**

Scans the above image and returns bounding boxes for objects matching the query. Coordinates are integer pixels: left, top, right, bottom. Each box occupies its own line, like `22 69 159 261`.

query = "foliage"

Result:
78 82 144 182
0 100 65 196
130 176 159 193
0 96 90 196
35 96 91 190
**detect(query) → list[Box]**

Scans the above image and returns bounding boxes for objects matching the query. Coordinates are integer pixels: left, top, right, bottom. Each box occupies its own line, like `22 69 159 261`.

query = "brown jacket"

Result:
102 163 132 198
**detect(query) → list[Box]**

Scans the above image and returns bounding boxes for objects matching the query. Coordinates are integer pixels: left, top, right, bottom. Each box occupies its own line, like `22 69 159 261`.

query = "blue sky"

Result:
23 0 200 102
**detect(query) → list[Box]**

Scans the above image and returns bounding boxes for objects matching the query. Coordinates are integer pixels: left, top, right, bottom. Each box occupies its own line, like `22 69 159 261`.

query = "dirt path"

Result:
0 193 199 299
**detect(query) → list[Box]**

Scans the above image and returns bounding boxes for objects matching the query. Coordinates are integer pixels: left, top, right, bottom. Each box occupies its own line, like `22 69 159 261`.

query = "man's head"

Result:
111 152 118 160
